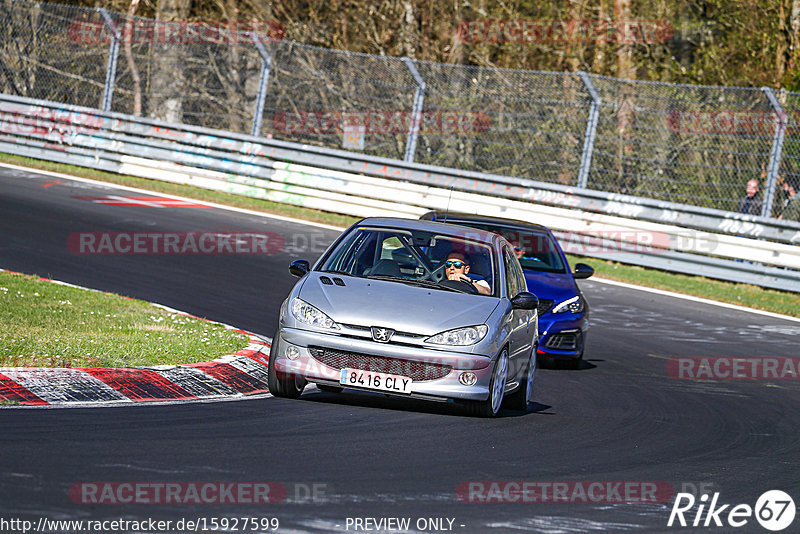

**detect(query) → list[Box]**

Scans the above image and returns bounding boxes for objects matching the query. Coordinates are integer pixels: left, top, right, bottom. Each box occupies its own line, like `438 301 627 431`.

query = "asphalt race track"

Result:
1 166 799 533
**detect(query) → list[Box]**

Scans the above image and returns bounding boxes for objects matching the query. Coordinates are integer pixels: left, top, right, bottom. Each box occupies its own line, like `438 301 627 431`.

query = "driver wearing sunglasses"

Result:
509 240 526 259
445 252 491 295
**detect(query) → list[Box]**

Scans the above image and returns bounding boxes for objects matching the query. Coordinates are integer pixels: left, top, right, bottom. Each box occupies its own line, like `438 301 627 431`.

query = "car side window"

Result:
511 250 526 293
503 247 520 298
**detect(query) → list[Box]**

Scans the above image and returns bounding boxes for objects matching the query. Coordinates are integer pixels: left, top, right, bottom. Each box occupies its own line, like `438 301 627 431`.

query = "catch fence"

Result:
1 0 800 221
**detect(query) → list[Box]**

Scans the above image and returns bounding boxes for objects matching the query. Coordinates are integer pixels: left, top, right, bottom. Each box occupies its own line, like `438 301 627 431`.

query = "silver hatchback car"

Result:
268 217 540 417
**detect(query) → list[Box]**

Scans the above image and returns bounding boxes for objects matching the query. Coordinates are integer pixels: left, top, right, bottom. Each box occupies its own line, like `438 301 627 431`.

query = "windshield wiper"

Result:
320 270 352 276
365 274 406 282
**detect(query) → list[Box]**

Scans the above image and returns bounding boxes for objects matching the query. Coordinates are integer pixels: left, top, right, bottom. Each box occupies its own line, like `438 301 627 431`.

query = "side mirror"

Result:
511 291 539 311
289 259 310 278
573 263 594 279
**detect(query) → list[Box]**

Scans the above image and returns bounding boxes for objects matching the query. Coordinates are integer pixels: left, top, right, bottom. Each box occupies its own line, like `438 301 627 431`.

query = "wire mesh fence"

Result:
1 0 798 219
589 77 779 213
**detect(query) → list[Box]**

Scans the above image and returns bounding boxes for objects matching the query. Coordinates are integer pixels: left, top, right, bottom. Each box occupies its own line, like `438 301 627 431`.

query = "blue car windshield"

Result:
319 227 497 295
445 222 567 274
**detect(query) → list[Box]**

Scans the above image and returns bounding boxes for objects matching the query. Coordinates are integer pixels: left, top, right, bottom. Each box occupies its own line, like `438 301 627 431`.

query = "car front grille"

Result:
537 299 554 315
308 346 452 381
544 330 579 350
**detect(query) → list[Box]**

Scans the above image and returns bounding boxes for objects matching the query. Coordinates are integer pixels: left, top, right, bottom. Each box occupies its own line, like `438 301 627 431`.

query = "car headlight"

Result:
552 296 584 314
290 298 339 330
425 325 488 346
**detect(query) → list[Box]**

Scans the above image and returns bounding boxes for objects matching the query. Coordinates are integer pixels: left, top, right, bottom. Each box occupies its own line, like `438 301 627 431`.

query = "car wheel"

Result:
506 344 536 411
316 384 343 393
464 349 508 418
565 347 584 370
267 335 305 399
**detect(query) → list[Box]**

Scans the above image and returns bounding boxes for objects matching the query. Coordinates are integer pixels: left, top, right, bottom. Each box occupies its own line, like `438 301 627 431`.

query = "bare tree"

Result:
614 0 636 193
149 0 190 123
786 0 800 79
123 0 142 115
400 0 417 58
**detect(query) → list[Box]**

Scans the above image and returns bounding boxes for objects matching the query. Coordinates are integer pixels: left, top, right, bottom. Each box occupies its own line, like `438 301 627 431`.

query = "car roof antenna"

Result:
444 185 454 222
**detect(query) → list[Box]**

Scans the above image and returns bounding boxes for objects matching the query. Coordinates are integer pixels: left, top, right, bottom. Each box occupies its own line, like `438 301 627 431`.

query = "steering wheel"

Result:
424 263 480 294
439 277 480 294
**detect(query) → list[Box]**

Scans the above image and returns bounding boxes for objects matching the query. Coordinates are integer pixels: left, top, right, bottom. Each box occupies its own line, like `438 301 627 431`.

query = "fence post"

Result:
98 9 120 112
577 71 601 190
250 33 272 137
761 87 787 218
402 57 426 163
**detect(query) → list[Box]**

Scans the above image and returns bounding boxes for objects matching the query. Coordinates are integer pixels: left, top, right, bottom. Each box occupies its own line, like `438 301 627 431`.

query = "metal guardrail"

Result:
1 93 799 292
6 0 800 220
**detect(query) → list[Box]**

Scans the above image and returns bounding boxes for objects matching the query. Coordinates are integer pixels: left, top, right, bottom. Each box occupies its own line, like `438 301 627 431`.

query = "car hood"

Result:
298 273 500 336
523 271 579 304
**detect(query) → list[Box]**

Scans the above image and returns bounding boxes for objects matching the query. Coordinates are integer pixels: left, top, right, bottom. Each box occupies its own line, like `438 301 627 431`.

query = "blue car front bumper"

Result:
536 312 588 360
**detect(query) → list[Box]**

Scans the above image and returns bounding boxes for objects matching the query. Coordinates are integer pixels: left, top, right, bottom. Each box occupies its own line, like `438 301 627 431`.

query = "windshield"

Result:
446 221 567 274
318 227 497 296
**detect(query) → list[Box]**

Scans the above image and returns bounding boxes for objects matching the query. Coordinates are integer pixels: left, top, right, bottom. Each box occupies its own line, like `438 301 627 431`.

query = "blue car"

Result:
421 212 593 369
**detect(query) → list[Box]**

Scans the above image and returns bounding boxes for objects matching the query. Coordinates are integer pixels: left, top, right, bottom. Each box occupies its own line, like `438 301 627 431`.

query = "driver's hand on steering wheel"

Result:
450 273 472 283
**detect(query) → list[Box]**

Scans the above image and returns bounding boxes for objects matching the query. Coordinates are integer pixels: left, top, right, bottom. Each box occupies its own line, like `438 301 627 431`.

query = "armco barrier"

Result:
1 93 799 292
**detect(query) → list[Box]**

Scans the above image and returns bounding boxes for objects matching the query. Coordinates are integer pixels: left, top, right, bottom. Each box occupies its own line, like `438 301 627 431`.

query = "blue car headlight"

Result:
425 325 488 346
552 296 584 314
291 298 340 330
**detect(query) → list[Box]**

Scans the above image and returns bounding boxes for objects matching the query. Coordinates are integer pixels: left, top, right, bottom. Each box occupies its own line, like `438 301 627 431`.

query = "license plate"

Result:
339 368 412 394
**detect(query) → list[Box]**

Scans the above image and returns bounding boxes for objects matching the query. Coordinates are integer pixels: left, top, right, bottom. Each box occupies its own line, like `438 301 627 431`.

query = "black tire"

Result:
565 347 584 370
537 353 553 369
505 345 536 411
316 384 343 393
267 335 305 399
463 350 508 418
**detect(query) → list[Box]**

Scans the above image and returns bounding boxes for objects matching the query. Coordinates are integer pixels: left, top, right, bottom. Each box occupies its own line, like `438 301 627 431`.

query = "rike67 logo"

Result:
668 490 796 531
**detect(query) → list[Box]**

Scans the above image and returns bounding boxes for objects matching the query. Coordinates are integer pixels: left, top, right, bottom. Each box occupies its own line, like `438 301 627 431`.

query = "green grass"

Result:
2 151 798 319
0 271 249 368
567 254 800 317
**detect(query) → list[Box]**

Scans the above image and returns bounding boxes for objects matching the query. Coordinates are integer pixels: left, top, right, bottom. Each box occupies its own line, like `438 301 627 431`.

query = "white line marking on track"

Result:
5 161 798 323
589 277 800 323
0 161 343 230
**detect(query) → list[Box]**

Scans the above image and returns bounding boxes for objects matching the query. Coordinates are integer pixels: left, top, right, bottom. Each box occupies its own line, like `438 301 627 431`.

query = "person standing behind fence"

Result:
780 177 800 222
737 178 762 215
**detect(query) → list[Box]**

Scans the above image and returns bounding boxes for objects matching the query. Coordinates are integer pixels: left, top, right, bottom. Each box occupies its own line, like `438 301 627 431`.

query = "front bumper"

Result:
536 313 587 359
273 327 495 401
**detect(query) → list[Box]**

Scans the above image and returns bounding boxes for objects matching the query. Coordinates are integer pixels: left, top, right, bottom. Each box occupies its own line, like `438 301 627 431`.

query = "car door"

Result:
502 245 533 378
